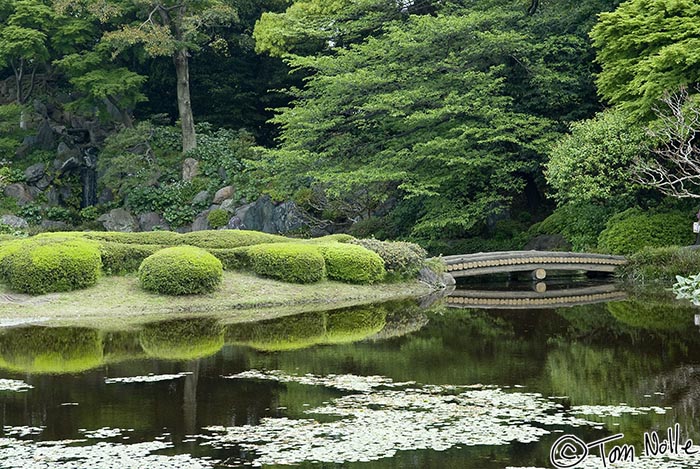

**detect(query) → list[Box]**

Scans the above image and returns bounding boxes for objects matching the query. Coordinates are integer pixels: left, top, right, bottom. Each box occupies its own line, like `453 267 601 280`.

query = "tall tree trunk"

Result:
174 49 197 153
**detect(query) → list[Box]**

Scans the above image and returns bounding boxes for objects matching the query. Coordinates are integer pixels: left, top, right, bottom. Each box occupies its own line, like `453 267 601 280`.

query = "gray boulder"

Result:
138 212 170 232
182 158 199 181
45 186 60 205
233 195 305 234
40 220 69 231
0 215 28 229
220 198 236 213
97 208 139 232
192 210 210 231
36 120 56 150
523 234 571 251
213 186 234 204
192 190 210 206
4 183 34 205
24 163 46 183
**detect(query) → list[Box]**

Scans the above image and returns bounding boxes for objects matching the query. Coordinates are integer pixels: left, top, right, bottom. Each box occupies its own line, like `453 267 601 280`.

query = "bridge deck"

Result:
442 250 626 277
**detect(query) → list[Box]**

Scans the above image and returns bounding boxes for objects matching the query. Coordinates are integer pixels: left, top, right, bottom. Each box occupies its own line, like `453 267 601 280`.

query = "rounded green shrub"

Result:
617 246 700 284
181 229 287 249
206 246 251 270
139 318 224 360
349 238 426 279
207 209 230 229
247 243 326 283
319 243 385 284
3 238 102 294
0 326 103 374
99 242 166 275
82 230 182 246
138 246 223 295
597 209 693 255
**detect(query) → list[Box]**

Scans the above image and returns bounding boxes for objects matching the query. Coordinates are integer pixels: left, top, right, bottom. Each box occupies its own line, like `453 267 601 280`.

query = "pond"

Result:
1 280 700 468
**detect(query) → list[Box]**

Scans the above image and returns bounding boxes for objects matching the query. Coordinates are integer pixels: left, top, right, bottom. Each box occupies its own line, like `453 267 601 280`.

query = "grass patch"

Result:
617 246 700 285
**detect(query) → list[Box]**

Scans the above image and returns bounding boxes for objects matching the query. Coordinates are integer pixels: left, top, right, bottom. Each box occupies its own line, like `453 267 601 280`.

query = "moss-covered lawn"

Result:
0 271 431 330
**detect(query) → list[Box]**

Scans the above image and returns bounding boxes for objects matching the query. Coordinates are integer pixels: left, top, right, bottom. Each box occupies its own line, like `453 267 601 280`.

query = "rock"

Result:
0 215 28 229
175 225 192 233
192 190 210 206
3 183 34 206
418 265 452 288
33 99 48 117
24 163 46 183
220 198 236 213
36 120 56 150
208 204 221 211
138 212 170 232
97 208 139 232
58 185 73 205
213 186 234 204
45 186 60 205
40 220 69 231
227 216 244 229
182 158 199 181
98 188 114 205
523 234 571 251
56 142 77 159
192 210 210 231
34 175 51 191
233 195 306 234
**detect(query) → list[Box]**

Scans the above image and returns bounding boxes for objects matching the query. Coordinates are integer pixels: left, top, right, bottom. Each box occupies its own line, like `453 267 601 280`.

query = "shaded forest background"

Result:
1 0 699 256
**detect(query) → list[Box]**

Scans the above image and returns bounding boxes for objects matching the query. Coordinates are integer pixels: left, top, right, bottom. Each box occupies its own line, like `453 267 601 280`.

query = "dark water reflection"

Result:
0 284 699 467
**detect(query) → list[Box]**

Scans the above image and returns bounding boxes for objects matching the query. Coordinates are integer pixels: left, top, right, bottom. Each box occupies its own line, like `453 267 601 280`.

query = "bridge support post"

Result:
531 268 546 281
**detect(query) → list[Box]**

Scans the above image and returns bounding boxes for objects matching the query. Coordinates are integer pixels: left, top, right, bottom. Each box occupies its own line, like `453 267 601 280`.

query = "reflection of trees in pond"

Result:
226 307 387 351
367 307 429 341
653 365 700 439
102 331 146 363
139 318 224 360
0 327 103 374
607 298 696 332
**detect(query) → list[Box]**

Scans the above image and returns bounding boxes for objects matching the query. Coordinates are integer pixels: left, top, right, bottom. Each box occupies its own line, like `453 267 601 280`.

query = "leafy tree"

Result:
590 0 700 119
57 0 238 153
254 0 616 239
545 108 646 204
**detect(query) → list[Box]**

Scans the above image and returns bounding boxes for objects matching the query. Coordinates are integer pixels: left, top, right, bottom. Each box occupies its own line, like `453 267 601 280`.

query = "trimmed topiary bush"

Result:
3 238 102 294
305 234 355 244
319 243 385 284
597 209 693 255
349 238 426 280
99 242 167 274
247 243 326 283
83 230 182 246
181 229 287 249
206 246 251 270
207 209 230 229
138 246 223 295
139 318 224 360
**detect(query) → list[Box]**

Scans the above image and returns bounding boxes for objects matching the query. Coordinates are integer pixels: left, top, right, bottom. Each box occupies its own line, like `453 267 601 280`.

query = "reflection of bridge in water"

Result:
446 283 627 309
443 251 627 279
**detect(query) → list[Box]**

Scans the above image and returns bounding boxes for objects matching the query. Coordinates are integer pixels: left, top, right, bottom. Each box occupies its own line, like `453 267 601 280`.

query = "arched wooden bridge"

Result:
442 250 627 279
446 283 627 309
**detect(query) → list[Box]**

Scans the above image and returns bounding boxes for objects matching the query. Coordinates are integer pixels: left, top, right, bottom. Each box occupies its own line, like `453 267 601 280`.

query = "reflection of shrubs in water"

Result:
547 342 662 405
226 307 388 351
139 318 224 360
226 312 327 352
607 299 695 331
0 327 103 374
325 308 386 344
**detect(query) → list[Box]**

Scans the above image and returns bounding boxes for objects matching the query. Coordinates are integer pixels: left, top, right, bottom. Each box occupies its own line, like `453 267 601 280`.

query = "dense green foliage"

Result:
349 238 426 279
618 246 700 284
545 109 646 204
207 209 230 229
247 243 326 283
138 246 223 295
318 243 385 284
1 237 102 294
99 242 165 275
597 209 693 255
590 0 700 119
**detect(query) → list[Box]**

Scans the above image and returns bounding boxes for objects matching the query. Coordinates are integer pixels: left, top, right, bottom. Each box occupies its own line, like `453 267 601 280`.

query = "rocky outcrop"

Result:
182 158 199 181
233 195 305 234
97 208 139 232
3 183 34 205
192 190 209 206
0 215 28 229
523 234 571 251
213 186 234 204
192 210 210 231
138 212 170 232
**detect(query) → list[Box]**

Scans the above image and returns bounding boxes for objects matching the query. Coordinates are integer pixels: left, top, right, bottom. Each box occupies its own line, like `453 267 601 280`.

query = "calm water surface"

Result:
0 280 699 468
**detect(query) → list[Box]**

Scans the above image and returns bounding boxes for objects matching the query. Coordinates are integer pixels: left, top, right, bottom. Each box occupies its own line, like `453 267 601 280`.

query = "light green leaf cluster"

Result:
591 0 700 119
